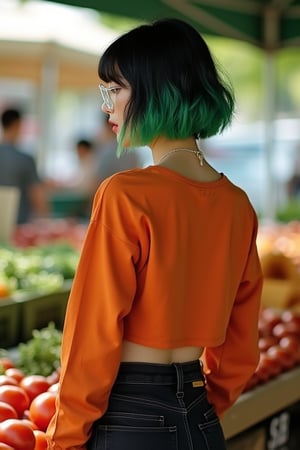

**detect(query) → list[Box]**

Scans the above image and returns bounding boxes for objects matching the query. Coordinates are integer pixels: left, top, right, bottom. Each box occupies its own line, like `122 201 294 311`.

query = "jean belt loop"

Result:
199 359 207 385
174 363 184 399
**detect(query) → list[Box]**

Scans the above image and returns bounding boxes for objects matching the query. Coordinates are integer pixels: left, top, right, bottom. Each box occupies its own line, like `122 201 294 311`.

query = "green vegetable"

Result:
15 322 62 376
0 243 79 297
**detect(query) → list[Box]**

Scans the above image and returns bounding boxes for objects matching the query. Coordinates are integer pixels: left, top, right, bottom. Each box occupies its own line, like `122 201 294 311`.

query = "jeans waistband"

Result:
115 359 205 385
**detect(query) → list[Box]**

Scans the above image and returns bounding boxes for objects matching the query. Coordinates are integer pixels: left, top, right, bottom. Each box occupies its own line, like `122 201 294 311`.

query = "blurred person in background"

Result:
50 138 99 195
46 137 99 219
287 145 300 199
0 107 49 224
76 138 98 191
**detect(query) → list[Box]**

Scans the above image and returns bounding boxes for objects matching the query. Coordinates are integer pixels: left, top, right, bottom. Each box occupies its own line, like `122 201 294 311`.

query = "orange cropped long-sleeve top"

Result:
47 165 263 449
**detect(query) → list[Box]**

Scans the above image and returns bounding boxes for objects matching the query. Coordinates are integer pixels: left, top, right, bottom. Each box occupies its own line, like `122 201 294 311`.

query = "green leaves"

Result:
0 243 79 298
16 323 62 377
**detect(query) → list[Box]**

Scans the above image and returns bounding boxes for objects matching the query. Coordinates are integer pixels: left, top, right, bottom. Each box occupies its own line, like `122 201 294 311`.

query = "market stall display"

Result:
0 305 299 448
0 240 79 348
223 221 300 449
258 221 300 310
11 218 86 249
0 219 300 448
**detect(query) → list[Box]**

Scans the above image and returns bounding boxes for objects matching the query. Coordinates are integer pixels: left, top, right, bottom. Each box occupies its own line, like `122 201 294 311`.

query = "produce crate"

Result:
17 281 72 343
49 192 90 219
222 366 300 440
227 400 300 450
223 366 300 449
0 297 21 348
227 425 266 450
263 401 300 450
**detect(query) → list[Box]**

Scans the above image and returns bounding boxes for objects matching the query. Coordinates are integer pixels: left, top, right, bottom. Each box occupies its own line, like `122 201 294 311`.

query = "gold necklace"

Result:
157 147 204 166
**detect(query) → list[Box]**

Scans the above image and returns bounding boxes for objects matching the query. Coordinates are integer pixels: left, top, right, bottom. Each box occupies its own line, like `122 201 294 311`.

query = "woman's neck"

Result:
149 136 221 184
150 136 198 164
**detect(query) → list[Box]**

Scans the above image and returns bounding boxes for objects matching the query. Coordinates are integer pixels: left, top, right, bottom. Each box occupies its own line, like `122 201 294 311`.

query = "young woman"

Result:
47 18 263 450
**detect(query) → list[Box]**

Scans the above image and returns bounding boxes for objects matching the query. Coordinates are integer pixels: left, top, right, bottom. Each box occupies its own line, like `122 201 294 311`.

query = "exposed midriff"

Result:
121 340 204 363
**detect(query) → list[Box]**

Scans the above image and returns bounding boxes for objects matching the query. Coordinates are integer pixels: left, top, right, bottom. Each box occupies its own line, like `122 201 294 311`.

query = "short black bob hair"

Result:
98 18 234 150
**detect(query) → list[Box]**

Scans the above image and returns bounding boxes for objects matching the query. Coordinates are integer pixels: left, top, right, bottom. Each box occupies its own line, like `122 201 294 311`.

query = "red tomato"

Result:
279 335 300 363
257 351 281 379
0 358 15 371
29 391 56 431
267 345 295 371
0 401 18 422
281 310 300 328
258 318 273 338
0 375 18 387
21 419 38 430
0 419 36 450
33 429 48 450
20 375 50 402
258 336 279 352
48 382 59 394
0 385 30 418
261 308 282 328
273 322 300 339
5 368 24 383
0 444 15 450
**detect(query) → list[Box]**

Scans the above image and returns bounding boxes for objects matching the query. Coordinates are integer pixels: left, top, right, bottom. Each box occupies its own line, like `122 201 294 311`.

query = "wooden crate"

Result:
0 297 21 348
17 282 71 343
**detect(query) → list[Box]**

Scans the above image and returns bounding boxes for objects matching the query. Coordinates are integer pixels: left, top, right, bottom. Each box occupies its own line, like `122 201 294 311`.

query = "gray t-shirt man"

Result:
0 143 41 223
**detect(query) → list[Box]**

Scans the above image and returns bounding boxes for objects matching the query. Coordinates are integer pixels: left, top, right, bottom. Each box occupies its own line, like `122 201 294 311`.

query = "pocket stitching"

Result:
97 424 177 433
198 417 220 430
104 411 164 423
110 393 182 412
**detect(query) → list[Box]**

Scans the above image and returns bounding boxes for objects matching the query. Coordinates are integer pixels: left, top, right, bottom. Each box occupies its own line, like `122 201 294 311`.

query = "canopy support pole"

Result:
37 44 59 177
262 50 276 220
261 4 279 221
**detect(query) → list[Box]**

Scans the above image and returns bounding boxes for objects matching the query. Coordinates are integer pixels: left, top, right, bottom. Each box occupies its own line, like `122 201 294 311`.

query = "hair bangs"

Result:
98 49 124 85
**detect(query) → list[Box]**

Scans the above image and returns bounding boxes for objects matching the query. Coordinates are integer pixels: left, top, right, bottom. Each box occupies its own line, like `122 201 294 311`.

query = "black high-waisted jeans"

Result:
87 360 227 450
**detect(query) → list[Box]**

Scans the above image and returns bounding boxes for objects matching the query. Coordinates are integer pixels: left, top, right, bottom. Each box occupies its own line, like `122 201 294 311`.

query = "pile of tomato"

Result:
244 307 300 392
0 359 60 450
1 307 300 448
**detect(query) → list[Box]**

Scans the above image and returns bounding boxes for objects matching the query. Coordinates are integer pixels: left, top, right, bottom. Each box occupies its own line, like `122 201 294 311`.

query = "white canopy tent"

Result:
0 0 119 170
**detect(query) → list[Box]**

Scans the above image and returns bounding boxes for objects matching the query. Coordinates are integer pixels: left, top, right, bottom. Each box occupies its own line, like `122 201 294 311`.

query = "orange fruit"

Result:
0 283 9 298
